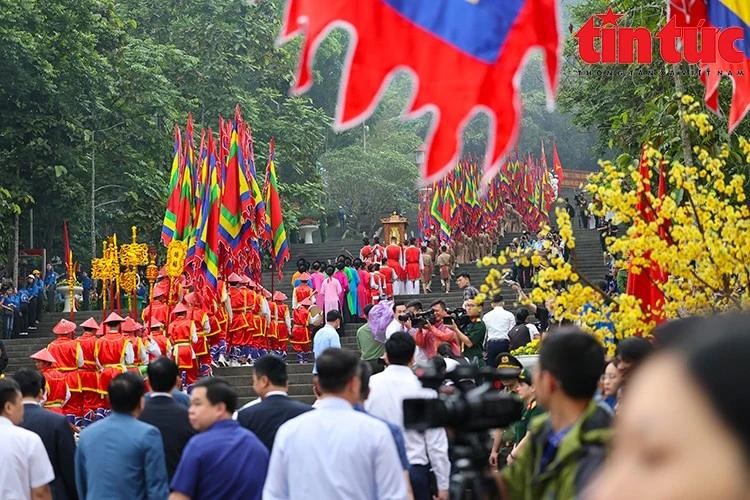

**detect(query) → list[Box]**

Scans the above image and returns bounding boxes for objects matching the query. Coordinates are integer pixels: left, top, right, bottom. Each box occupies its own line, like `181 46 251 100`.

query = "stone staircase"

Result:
2 211 608 406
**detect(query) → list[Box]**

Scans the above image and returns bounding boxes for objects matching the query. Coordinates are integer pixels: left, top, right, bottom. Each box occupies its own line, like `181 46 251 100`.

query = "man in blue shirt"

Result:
170 378 269 500
312 310 342 374
44 264 59 313
75 372 169 500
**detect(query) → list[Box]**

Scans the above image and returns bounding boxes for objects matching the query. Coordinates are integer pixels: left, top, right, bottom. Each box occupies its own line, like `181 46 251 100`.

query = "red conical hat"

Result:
148 320 164 329
103 312 125 324
272 291 287 302
30 348 57 364
172 302 188 315
227 272 242 283
121 317 142 333
299 297 313 307
298 272 311 281
185 292 200 305
79 317 99 330
52 319 76 336
261 288 272 299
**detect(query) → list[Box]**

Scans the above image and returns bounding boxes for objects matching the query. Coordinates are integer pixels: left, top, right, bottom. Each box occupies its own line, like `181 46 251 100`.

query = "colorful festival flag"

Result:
280 0 560 185
264 139 291 279
161 126 182 246
552 142 564 184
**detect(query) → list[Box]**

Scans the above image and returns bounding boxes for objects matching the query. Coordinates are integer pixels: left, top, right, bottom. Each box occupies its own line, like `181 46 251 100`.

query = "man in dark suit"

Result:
14 367 78 500
139 357 195 480
237 354 312 451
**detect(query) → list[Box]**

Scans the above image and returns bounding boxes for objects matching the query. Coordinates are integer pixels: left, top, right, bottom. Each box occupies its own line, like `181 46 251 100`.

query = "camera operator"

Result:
500 329 610 499
454 299 486 368
367 333 450 500
414 301 460 365
386 301 410 339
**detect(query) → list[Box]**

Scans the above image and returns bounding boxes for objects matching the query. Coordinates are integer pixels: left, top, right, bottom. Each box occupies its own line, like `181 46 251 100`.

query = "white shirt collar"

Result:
22 399 42 406
315 396 354 410
150 392 173 398
264 390 288 398
0 415 14 426
383 364 415 375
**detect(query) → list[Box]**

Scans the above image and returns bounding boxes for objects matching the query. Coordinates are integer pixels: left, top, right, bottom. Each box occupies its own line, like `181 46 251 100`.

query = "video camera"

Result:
404 362 522 433
403 361 523 499
400 307 471 329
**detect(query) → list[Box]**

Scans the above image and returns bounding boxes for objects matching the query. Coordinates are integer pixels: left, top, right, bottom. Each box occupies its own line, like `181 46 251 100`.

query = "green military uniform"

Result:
502 401 611 500
462 319 486 367
513 399 545 444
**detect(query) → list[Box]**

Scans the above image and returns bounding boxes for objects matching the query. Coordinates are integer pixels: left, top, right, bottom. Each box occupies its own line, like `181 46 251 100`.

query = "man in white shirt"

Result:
312 310 342 374
0 378 54 500
385 301 409 339
366 332 451 500
264 348 407 500
482 294 516 367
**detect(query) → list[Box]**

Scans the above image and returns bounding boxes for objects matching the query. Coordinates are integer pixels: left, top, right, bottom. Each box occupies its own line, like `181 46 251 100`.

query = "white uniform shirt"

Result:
365 365 451 491
0 416 55 500
385 319 404 339
482 306 516 341
263 397 407 500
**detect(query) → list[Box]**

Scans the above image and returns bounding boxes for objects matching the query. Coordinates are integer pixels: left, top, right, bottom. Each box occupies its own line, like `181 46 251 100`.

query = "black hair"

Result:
192 377 238 414
363 304 374 317
616 337 653 366
336 262 345 271
359 360 372 401
12 368 44 398
109 372 146 413
0 378 21 412
491 294 504 303
670 314 750 461
381 258 388 265
437 342 456 360
538 329 605 400
392 300 405 311
430 299 447 311
652 316 706 348
312 261 321 270
363 237 370 245
147 357 179 393
385 332 416 366
406 300 423 311
409 237 416 245
516 307 530 323
254 355 288 387
457 273 471 281
326 310 342 323
325 266 335 276
316 348 360 393
432 355 447 376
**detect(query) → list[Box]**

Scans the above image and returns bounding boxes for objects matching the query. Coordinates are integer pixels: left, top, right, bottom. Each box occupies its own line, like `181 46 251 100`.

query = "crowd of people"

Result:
1 264 61 339
4 312 749 500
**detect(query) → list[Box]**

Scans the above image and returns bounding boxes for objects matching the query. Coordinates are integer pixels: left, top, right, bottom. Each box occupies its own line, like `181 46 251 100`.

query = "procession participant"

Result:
292 272 314 309
47 318 84 423
318 266 343 316
421 245 434 294
227 273 249 365
385 236 406 295
254 286 273 359
290 259 309 288
240 277 261 363
343 258 360 322
360 237 373 264
403 237 424 296
290 297 321 364
78 317 102 425
379 258 397 300
169 303 198 387
185 292 211 376
269 291 291 359
147 321 171 361
206 280 231 367
121 317 149 375
371 236 386 263
369 263 384 305
95 312 133 415
142 287 170 326
332 262 350 321
436 245 453 293
30 348 70 415
355 259 372 317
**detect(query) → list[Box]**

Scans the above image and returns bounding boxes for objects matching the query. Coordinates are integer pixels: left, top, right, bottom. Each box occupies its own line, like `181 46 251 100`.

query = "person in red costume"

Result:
269 291 291 359
77 317 102 426
142 288 170 326
385 236 406 296
289 297 321 364
226 273 249 365
168 303 198 387
47 319 83 424
403 237 424 295
359 237 373 264
30 348 70 416
379 258 397 300
95 312 133 417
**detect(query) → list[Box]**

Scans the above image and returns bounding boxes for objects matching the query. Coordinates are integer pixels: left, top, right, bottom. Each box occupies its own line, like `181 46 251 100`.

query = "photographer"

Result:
454 299 486 368
414 301 460 365
385 301 410 339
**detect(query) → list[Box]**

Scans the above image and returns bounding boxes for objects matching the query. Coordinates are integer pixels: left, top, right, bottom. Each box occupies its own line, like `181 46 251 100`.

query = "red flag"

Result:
552 142 564 184
280 0 560 185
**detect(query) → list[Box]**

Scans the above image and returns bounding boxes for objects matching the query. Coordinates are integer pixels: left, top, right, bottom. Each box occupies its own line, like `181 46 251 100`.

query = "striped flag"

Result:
218 119 249 262
161 126 182 246
431 185 451 238
263 139 290 279
194 132 221 290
